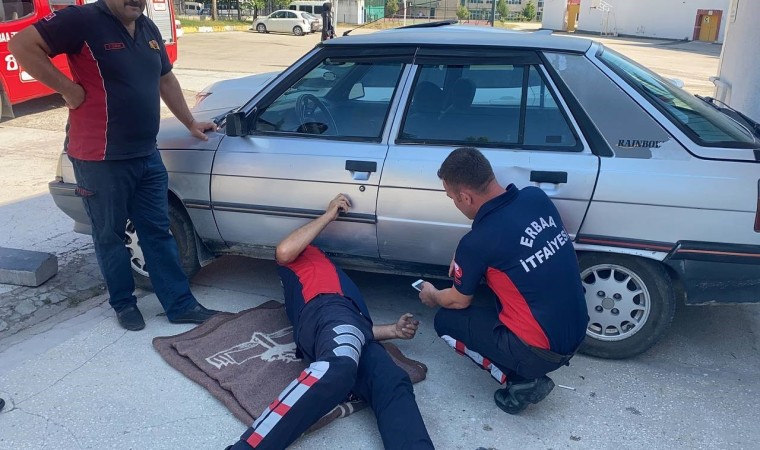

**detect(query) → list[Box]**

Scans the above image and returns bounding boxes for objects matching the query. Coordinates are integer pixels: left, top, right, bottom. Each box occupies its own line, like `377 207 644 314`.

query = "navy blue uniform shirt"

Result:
452 184 589 355
277 245 373 342
35 0 172 161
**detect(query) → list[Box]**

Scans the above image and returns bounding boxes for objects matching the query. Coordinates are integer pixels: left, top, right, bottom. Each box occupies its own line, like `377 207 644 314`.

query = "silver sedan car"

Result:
49 22 760 359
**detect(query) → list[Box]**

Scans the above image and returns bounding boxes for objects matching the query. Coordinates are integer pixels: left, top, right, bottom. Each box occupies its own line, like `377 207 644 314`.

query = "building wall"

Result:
581 0 729 41
543 0 730 42
713 0 760 122
541 0 568 30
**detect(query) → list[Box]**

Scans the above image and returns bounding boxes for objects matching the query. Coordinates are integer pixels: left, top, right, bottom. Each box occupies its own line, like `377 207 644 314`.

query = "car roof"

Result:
324 26 593 53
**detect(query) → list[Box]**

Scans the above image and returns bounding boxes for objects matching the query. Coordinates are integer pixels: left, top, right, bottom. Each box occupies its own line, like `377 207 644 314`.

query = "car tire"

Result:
256 23 267 33
293 26 303 36
577 253 676 359
128 204 201 291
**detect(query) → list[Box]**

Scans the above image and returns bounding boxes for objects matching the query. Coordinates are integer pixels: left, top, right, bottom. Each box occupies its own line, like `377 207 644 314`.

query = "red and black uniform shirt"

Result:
453 184 589 355
277 245 372 341
34 0 172 161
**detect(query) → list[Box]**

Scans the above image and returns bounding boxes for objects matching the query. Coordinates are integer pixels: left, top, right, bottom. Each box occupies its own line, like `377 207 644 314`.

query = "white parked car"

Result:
252 9 315 36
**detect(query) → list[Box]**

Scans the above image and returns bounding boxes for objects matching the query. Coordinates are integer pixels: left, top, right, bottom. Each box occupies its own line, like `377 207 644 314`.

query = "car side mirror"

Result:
225 111 249 137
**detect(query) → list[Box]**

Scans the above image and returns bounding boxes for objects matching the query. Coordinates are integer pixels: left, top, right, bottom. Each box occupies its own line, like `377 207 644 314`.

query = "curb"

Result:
182 25 250 33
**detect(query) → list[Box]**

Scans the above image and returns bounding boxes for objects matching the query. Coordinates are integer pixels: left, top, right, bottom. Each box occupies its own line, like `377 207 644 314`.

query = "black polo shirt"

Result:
35 1 172 161
452 184 589 355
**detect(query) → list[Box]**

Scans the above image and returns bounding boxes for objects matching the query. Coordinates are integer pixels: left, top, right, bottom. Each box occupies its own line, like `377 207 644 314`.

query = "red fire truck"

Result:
1 0 179 119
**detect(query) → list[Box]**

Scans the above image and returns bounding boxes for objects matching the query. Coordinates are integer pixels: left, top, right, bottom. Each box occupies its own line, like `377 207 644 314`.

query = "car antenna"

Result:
341 0 456 37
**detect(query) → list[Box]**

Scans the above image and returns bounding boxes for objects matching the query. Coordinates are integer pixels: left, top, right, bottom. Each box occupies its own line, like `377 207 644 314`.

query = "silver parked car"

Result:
49 22 760 359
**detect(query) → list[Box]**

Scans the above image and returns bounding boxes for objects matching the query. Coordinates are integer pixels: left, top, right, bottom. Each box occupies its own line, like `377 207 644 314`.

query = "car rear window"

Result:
598 47 758 149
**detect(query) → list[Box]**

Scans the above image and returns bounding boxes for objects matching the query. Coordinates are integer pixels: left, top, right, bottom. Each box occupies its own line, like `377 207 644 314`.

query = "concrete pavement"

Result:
1 257 759 449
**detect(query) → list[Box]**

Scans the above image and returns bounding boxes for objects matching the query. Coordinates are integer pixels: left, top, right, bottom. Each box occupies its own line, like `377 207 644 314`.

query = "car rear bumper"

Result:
664 242 760 304
49 180 92 234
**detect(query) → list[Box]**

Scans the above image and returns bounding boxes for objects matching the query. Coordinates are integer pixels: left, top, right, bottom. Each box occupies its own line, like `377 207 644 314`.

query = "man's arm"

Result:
275 194 350 265
8 27 84 109
419 283 473 309
372 313 419 341
159 71 217 141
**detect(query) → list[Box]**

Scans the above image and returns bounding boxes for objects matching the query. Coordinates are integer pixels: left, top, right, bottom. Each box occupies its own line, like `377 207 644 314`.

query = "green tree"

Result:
456 4 469 20
496 0 508 22
386 0 399 17
521 0 536 21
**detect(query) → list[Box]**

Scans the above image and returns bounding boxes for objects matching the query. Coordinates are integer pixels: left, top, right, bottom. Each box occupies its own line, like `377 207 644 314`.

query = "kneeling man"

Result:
419 147 589 414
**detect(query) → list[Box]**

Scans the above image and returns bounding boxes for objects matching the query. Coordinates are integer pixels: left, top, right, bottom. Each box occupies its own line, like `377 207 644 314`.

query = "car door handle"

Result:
345 160 377 172
530 170 568 184
345 160 377 181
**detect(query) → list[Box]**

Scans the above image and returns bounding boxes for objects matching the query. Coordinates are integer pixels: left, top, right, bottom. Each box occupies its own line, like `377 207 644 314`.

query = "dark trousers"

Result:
434 305 564 384
70 152 197 320
234 296 434 450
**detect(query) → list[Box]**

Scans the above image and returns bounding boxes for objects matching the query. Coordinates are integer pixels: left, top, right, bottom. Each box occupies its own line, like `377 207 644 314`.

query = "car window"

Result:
269 11 283 18
400 64 578 149
2 0 35 21
597 47 757 148
286 11 297 18
255 58 405 140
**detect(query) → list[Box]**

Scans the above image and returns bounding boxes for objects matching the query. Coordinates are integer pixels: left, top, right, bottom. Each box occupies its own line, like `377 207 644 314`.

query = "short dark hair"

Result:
437 147 495 193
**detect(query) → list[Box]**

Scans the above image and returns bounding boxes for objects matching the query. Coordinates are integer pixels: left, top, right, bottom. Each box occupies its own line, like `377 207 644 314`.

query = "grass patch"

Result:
179 18 250 27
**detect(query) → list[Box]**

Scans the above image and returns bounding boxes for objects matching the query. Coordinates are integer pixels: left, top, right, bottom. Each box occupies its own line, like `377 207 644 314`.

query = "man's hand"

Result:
62 83 85 109
325 194 351 221
393 313 420 340
418 282 439 308
189 119 217 141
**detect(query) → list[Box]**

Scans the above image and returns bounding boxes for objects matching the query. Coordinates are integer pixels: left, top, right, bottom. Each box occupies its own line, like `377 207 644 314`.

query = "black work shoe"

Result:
169 303 221 324
0 398 6 412
116 305 146 331
494 375 555 415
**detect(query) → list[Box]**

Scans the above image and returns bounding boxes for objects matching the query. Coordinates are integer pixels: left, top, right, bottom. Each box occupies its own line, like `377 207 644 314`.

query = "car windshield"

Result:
598 47 758 148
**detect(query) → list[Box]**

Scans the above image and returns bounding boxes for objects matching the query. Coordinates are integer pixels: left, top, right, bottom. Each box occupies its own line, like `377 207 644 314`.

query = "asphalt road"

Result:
0 29 758 450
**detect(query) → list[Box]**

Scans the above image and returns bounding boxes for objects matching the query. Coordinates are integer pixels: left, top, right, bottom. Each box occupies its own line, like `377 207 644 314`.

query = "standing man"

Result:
227 194 433 450
320 2 335 41
9 0 222 331
419 147 589 415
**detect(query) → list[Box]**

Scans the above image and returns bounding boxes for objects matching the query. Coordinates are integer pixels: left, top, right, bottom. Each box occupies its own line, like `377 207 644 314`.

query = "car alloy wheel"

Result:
257 23 267 33
124 204 201 291
293 26 303 36
582 263 651 342
577 253 676 359
125 219 149 277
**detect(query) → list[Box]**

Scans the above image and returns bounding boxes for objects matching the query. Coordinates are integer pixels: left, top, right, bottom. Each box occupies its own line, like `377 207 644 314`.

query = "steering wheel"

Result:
295 93 339 135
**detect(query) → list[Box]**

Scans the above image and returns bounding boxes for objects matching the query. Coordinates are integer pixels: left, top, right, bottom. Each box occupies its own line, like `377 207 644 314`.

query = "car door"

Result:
282 11 306 33
267 10 284 32
211 47 416 259
378 48 600 265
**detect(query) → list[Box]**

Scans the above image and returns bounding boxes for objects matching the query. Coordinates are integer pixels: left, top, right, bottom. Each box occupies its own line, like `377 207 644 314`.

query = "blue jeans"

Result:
70 151 197 320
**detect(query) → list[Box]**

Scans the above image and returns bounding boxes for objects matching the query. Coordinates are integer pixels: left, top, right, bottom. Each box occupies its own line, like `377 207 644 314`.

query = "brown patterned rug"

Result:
152 301 427 432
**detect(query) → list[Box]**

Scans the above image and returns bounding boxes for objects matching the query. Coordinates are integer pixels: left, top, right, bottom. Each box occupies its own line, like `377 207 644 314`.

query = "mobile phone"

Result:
412 279 425 292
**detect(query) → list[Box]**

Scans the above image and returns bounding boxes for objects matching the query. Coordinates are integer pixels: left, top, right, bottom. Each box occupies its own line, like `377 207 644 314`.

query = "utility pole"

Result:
490 0 495 26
